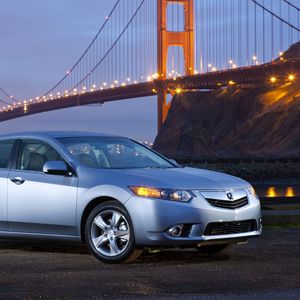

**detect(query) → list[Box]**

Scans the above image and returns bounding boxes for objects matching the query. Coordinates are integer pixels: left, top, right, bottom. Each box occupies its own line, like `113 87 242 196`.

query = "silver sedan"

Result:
0 132 261 263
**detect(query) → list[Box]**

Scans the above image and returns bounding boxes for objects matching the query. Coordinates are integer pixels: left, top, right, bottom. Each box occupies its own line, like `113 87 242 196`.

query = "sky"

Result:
0 0 157 141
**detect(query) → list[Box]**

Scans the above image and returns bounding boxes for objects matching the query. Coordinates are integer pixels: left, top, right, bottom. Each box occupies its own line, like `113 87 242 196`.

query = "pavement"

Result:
0 228 300 299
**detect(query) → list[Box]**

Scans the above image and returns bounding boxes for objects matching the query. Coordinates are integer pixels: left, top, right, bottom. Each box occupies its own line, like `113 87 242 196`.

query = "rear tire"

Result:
84 201 142 263
195 243 232 254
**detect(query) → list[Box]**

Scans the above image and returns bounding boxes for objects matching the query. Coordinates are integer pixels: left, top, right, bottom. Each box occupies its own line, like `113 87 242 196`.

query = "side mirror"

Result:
43 161 72 176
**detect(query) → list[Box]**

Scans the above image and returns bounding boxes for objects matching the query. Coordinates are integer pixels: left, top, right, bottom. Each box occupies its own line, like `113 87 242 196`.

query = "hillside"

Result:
153 43 300 159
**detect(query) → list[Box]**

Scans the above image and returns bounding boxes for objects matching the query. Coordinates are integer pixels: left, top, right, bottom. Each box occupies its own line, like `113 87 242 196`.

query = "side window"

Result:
17 140 63 172
0 140 14 169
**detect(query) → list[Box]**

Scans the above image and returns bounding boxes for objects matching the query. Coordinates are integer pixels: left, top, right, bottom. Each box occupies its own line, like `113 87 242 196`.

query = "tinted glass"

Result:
17 140 64 172
0 140 14 169
58 137 174 169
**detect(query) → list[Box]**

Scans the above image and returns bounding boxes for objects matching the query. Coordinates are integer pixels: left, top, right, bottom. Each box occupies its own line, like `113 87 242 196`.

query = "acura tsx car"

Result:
0 132 262 263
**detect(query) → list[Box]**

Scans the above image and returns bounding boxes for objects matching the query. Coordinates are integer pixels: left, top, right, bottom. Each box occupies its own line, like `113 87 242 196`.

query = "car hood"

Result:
86 167 249 190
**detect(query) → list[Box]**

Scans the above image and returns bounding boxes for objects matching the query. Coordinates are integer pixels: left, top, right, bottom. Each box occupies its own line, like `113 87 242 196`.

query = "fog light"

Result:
168 225 183 237
259 218 263 232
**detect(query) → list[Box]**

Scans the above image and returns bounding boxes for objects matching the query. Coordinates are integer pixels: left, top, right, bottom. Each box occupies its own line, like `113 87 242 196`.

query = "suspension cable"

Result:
0 85 17 102
43 0 121 96
251 0 300 32
71 0 146 90
282 0 300 12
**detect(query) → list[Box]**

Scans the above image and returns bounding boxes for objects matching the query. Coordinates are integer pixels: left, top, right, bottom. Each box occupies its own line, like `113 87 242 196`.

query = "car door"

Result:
0 139 15 231
7 139 78 235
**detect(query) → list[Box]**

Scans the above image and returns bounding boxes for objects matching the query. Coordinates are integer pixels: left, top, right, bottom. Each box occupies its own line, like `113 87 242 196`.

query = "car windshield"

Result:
58 136 175 169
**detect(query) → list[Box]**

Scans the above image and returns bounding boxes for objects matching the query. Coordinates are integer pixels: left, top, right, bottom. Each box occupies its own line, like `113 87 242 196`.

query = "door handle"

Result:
10 177 25 185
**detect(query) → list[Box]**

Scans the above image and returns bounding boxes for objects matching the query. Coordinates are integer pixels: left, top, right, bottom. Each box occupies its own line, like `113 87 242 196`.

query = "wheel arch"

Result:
80 196 119 243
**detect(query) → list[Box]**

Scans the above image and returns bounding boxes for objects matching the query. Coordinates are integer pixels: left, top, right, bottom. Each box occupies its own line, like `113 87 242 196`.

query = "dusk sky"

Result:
0 1 157 141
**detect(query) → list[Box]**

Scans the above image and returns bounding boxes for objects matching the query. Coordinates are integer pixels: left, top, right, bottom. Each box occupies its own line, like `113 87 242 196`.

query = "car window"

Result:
0 139 14 169
17 140 64 172
58 137 175 169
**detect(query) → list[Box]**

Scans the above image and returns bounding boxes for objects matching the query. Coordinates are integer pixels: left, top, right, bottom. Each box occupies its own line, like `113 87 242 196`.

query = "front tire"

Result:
84 201 142 263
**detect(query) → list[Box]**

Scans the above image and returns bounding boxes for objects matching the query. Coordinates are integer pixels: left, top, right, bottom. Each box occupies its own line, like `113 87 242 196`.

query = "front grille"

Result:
206 196 248 209
204 219 257 236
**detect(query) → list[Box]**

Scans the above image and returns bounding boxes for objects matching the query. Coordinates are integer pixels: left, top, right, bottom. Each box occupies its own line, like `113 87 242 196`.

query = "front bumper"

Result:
125 191 262 247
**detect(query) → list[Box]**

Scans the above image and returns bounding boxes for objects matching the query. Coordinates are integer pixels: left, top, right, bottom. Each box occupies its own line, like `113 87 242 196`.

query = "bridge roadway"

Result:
1 58 300 122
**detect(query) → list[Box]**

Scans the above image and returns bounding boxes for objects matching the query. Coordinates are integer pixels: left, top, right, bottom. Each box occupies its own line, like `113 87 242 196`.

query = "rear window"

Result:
0 140 14 169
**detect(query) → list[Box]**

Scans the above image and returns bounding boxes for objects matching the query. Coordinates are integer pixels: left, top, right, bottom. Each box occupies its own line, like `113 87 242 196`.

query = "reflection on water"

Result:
286 187 295 197
266 186 277 197
263 186 296 198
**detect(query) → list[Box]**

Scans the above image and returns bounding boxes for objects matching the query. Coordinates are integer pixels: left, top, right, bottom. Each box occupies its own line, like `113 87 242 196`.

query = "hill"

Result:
153 43 300 159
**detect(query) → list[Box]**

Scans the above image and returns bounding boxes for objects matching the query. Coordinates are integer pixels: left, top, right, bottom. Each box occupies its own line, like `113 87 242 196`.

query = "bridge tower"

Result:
157 0 194 130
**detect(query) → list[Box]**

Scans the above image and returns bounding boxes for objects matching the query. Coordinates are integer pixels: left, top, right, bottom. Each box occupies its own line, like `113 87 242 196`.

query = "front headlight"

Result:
246 186 259 199
128 186 194 202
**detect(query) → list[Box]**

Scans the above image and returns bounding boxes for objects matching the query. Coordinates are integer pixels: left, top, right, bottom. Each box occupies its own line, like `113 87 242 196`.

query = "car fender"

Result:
76 184 132 233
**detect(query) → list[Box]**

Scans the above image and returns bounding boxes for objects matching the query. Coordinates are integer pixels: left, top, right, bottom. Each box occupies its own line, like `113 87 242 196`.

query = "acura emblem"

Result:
227 192 234 200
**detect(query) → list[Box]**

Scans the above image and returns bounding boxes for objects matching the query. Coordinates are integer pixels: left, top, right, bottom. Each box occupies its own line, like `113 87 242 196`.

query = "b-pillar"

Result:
157 0 194 130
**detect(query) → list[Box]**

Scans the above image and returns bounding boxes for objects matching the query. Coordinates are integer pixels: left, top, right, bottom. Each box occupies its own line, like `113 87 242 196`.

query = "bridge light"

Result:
212 67 217 72
83 86 87 90
175 88 182 94
66 70 70 74
121 82 126 86
208 64 212 68
252 56 257 61
228 80 235 86
279 51 284 57
270 76 277 83
114 80 118 84
152 89 157 93
288 74 295 81
103 82 107 86
232 64 237 68
133 81 138 84
229 60 233 64
194 70 198 74
127 78 131 82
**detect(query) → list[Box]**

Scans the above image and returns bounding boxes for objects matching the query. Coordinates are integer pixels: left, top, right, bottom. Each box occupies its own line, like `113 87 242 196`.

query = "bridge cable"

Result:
71 0 146 90
0 85 18 102
251 0 300 32
282 0 300 11
43 0 121 96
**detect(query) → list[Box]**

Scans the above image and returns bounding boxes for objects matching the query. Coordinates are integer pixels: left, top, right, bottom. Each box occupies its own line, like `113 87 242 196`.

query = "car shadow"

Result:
0 240 231 264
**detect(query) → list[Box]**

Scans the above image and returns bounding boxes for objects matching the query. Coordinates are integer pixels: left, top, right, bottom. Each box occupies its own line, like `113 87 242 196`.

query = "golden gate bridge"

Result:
0 0 300 131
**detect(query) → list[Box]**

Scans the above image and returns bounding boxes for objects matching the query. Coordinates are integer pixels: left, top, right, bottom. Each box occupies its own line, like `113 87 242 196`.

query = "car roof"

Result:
0 131 122 139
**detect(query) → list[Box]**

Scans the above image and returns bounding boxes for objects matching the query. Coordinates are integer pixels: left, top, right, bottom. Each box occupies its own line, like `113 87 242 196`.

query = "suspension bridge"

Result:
0 0 300 131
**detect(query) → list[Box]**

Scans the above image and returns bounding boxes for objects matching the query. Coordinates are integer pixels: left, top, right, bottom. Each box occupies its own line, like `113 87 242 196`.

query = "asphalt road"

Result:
0 229 300 299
